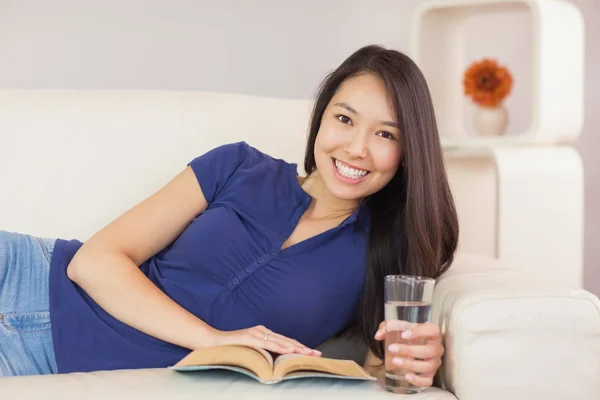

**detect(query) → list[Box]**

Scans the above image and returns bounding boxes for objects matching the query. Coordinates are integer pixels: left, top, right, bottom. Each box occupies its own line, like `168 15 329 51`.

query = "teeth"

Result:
334 159 368 180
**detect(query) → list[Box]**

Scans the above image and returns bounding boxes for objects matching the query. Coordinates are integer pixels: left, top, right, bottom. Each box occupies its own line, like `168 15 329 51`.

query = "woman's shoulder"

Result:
189 141 296 181
241 141 295 169
188 141 297 206
195 141 299 196
206 141 294 169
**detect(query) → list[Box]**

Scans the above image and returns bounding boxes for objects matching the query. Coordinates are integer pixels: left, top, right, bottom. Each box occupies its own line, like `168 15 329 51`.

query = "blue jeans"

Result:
0 230 58 376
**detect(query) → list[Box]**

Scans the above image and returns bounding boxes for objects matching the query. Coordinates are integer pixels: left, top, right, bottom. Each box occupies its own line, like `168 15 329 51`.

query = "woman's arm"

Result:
67 167 214 350
67 165 320 356
67 166 319 356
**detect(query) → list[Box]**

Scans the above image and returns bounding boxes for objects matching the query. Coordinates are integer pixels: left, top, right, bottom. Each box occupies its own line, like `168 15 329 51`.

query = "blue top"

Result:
49 142 370 374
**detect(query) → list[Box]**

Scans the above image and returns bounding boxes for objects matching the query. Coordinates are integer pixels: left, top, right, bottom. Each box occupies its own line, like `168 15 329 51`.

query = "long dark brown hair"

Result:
304 45 459 360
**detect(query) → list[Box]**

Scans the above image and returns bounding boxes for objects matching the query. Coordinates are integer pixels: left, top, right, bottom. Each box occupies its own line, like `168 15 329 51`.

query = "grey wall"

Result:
0 0 410 98
0 0 597 295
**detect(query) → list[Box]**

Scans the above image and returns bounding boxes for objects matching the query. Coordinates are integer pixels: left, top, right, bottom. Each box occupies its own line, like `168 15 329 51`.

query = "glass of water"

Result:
384 275 435 394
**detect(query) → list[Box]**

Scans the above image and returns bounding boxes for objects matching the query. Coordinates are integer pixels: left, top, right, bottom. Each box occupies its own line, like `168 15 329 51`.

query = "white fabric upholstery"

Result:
432 254 600 400
1 90 599 399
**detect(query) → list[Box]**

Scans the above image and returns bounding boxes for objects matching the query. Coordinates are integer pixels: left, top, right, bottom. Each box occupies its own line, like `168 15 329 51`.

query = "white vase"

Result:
474 104 508 136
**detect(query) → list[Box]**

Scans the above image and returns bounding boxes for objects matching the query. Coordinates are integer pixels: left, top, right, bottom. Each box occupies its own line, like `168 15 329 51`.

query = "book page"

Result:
173 345 274 381
253 347 274 369
273 353 301 367
272 354 373 380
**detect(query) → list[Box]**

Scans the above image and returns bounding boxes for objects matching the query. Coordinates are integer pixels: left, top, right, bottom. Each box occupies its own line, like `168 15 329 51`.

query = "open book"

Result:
170 345 376 384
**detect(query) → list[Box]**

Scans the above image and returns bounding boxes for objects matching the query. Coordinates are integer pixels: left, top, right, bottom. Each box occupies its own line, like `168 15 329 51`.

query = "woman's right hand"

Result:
207 325 322 357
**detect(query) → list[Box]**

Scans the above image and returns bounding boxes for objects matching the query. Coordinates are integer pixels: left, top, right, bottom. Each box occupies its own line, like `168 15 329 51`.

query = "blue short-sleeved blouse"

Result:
49 142 369 373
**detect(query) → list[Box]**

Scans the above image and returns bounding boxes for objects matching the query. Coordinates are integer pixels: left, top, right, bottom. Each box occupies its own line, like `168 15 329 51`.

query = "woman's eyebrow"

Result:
334 102 358 115
334 102 400 129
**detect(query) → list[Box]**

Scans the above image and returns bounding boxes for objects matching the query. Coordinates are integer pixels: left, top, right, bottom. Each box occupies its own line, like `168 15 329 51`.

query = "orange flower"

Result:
463 58 513 107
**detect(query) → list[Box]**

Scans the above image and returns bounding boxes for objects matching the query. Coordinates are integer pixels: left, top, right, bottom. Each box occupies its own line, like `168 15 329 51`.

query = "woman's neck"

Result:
299 170 359 220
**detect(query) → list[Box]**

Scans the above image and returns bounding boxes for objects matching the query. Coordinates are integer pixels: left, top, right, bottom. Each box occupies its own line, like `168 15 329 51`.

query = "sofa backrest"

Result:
0 90 311 240
0 89 495 259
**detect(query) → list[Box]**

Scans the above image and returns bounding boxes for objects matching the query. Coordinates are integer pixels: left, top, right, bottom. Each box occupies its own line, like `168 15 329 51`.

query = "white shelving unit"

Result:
412 0 584 148
411 0 585 288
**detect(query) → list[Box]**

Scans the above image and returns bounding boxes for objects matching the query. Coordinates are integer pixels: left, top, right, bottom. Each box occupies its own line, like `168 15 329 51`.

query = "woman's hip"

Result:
0 230 55 311
0 230 58 376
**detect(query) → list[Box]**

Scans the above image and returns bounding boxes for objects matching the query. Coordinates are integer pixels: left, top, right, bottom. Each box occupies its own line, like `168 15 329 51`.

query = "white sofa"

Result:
1 90 599 399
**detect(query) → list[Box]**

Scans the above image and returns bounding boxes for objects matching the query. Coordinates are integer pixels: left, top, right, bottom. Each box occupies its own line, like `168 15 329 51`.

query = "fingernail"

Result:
406 374 414 382
401 330 412 339
392 357 404 366
374 329 381 338
388 344 401 352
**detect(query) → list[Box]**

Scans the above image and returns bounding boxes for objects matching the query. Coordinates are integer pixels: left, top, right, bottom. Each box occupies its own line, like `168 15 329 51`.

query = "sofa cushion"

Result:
0 368 457 399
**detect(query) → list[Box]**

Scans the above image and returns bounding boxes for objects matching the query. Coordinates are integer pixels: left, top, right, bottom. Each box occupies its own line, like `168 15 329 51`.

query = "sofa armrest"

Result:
432 253 600 400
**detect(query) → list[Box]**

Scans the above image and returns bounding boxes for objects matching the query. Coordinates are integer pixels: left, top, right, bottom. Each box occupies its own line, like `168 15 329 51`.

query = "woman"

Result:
0 45 458 388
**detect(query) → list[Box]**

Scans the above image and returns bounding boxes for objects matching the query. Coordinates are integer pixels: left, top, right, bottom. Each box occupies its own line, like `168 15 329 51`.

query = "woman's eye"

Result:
378 131 395 140
337 115 352 125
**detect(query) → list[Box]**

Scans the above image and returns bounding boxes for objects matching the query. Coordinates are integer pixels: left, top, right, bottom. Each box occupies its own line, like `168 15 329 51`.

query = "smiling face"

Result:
313 73 403 202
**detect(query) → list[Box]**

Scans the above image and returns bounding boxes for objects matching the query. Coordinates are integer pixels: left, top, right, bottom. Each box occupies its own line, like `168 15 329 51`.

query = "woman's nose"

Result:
345 132 368 158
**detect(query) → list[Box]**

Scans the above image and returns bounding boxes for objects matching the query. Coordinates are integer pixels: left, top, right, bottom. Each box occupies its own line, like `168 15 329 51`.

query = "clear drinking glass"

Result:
384 275 435 394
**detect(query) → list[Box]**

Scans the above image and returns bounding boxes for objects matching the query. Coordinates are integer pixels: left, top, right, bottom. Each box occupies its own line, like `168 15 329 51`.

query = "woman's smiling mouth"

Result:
332 158 370 182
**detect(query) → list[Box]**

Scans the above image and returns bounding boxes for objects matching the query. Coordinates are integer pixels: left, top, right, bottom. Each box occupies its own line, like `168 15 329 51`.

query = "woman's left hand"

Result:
374 321 444 388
